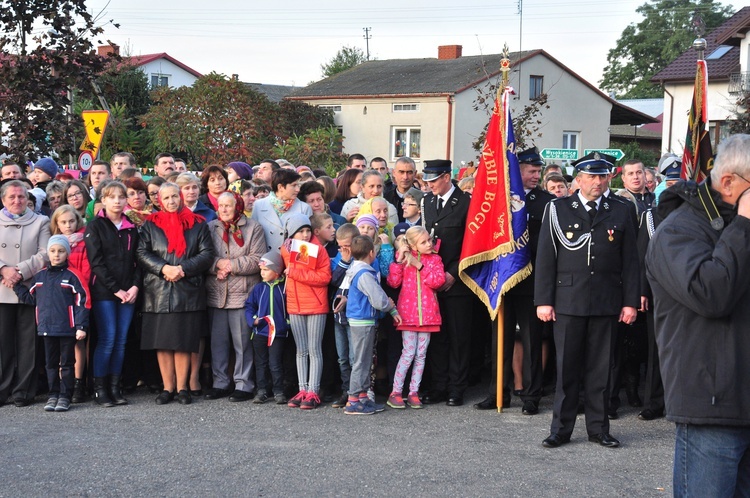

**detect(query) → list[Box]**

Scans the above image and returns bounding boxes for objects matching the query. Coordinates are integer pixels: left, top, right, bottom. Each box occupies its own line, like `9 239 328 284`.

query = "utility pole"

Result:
363 27 372 61
516 0 522 100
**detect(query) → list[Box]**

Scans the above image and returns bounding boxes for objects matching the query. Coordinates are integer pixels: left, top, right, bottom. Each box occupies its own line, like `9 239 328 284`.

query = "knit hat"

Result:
226 161 253 180
259 250 284 274
34 157 59 181
355 214 378 229
47 234 71 254
284 213 312 239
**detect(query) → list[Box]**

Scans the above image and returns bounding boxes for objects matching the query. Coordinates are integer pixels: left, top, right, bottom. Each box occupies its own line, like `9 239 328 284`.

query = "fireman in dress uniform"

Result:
535 152 640 448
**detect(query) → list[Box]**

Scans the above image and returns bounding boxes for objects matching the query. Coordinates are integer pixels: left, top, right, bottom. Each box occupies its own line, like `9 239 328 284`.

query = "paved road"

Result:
1 385 673 497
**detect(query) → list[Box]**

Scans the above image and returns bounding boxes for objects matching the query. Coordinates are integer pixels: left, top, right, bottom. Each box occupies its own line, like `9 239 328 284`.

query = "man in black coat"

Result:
535 152 639 448
420 159 473 406
383 156 417 222
474 147 554 413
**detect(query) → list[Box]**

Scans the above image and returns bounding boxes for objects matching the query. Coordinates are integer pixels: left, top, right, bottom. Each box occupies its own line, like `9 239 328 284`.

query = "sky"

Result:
80 0 650 90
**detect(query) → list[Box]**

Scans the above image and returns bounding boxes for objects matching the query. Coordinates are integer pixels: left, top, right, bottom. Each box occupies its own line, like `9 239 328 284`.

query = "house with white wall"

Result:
287 46 654 168
651 7 750 155
98 44 202 89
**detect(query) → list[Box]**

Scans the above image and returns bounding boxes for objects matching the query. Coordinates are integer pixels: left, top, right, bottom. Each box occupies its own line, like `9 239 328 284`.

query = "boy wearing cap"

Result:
244 250 290 405
14 235 89 412
535 151 639 449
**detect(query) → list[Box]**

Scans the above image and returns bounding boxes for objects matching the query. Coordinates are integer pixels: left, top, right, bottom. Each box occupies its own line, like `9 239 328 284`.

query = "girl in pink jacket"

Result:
386 226 445 409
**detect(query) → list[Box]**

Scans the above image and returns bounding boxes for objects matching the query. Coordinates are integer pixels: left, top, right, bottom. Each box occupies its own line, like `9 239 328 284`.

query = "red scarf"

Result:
221 193 245 248
148 205 204 258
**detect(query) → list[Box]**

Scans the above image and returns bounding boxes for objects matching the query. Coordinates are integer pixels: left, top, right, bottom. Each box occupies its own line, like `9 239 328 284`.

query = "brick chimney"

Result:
438 45 462 60
97 44 120 57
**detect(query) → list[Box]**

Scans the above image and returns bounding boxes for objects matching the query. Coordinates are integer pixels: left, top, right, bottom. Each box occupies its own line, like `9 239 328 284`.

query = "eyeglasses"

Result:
734 172 750 184
148 191 160 197
67 191 82 199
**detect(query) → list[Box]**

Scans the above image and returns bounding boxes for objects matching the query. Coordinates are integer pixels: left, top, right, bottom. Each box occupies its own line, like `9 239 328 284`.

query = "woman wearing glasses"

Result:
62 180 92 222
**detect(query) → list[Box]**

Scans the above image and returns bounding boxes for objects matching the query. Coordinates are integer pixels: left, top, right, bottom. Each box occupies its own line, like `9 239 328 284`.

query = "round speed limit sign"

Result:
78 151 94 171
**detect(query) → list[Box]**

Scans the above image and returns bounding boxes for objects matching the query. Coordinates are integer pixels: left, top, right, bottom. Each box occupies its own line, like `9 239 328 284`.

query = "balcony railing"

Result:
729 72 750 94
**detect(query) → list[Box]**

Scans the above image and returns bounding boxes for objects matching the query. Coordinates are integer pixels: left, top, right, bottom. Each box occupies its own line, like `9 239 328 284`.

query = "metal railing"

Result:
729 72 750 94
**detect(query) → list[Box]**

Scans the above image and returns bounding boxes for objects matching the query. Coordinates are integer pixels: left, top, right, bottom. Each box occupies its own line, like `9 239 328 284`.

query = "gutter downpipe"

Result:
446 94 454 160
661 80 674 153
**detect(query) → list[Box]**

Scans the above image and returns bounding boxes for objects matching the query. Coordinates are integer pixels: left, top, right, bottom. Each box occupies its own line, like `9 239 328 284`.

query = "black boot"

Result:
109 375 128 405
93 377 114 407
71 378 86 404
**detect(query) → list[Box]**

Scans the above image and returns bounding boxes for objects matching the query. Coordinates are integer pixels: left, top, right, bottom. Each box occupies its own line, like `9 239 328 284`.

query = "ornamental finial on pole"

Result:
500 43 511 89
691 12 707 60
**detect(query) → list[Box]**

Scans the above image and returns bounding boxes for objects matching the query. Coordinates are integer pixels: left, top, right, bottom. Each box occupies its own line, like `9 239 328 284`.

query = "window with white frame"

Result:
151 74 170 88
393 103 420 112
529 75 544 100
562 131 579 151
318 105 342 112
392 127 421 159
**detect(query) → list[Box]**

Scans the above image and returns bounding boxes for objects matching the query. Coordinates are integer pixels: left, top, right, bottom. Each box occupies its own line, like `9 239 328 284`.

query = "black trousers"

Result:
497 293 544 404
44 336 76 397
252 335 285 395
0 304 37 403
550 314 617 438
643 309 664 412
427 294 473 396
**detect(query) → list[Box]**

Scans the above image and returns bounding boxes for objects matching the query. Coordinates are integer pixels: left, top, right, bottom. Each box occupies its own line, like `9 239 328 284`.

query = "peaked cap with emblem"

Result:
422 159 452 182
572 151 615 175
517 146 545 166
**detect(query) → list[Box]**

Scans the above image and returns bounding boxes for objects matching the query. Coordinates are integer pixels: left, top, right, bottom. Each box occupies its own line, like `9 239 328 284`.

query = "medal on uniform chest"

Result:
566 232 573 239
607 229 614 242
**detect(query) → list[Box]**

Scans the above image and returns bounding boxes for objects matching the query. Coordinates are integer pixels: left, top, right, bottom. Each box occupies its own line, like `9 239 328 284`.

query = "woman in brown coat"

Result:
203 192 266 402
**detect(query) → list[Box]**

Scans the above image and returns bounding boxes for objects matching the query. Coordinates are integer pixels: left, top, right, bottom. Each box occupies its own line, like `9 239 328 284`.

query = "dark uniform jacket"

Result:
422 184 471 297
535 194 640 316
646 180 750 426
509 187 554 296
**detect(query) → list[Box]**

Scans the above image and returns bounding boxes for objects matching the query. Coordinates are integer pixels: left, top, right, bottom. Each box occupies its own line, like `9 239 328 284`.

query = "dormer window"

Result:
706 45 732 60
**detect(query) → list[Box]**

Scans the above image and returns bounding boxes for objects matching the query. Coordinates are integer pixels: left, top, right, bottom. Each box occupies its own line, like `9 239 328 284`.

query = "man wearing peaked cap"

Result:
535 149 640 448
517 146 546 167
420 159 473 407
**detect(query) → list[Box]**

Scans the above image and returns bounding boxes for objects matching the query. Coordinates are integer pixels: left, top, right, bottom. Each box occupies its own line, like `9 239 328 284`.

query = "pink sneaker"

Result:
387 392 406 409
407 392 423 409
287 390 306 408
300 392 321 410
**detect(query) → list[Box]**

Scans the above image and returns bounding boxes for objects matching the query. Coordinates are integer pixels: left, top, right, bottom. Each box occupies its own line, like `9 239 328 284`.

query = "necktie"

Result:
587 200 597 222
437 197 444 214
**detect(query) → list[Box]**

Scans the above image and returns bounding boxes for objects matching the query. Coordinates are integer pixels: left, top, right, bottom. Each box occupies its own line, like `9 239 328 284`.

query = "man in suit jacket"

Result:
475 147 555 414
420 159 473 406
535 152 639 449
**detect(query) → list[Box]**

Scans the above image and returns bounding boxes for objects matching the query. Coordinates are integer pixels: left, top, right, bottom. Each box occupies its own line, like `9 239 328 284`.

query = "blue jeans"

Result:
674 423 750 497
92 300 135 377
334 322 353 392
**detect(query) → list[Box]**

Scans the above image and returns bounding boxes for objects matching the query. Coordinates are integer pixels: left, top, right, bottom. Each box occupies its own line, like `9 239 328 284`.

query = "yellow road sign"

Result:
80 110 110 159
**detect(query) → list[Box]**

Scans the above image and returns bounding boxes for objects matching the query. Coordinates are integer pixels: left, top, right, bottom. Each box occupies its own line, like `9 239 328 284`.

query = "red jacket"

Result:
387 252 445 328
67 229 92 309
281 237 331 315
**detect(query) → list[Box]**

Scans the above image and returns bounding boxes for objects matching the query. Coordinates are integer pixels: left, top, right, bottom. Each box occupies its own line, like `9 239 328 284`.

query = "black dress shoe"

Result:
13 397 32 407
522 400 539 415
638 408 664 421
542 434 570 448
177 390 192 405
228 390 253 402
422 392 446 404
204 388 231 400
190 389 203 397
588 433 620 447
607 409 619 420
446 396 463 407
473 397 497 410
155 390 175 405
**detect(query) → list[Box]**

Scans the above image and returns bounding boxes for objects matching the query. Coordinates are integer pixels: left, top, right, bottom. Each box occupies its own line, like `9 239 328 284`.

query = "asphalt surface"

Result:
1 384 673 497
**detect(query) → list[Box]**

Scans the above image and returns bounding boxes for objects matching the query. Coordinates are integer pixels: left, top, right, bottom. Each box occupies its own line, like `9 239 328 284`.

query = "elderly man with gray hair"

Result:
646 134 750 496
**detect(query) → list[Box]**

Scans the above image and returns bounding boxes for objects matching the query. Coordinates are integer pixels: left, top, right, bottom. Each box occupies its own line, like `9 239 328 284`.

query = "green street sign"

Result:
583 148 625 161
540 148 579 160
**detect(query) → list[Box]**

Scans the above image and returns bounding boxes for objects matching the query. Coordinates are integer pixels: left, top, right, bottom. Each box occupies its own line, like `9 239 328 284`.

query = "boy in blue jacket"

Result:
14 235 88 412
245 250 290 405
342 236 401 415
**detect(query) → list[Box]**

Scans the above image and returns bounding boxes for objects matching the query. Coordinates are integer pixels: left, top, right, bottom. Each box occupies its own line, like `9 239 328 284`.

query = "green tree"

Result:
321 46 367 78
600 0 732 99
141 73 280 167
273 126 347 176
0 0 116 161
278 99 335 137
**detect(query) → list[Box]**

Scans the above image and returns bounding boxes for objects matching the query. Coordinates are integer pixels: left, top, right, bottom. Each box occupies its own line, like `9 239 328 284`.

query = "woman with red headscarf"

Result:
203 192 266 402
136 183 214 406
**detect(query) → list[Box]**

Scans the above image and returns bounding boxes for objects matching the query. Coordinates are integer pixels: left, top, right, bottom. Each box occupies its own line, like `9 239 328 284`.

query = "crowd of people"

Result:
2 139 750 491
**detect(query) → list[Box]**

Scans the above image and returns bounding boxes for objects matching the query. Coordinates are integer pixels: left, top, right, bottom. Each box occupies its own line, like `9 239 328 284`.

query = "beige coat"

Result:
0 209 51 304
205 216 266 309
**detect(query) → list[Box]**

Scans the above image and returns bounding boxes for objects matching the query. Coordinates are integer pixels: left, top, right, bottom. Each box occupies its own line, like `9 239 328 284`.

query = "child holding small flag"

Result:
280 214 332 409
245 250 290 405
